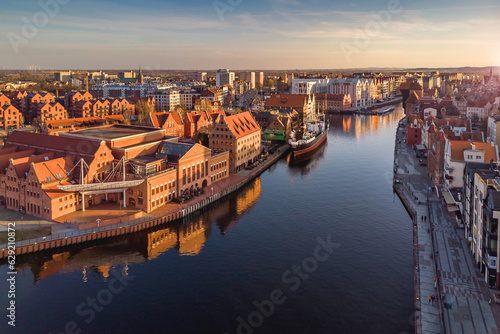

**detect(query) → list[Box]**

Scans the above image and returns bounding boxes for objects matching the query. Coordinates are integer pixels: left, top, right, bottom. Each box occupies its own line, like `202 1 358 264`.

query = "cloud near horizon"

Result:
0 0 499 70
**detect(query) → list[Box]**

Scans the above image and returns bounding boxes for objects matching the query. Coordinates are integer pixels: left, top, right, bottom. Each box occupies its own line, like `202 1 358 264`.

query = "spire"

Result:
137 66 144 84
491 67 493 77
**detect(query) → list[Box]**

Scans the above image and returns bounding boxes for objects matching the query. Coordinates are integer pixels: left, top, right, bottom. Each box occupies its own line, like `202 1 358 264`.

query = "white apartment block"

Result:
147 89 180 112
191 72 207 82
329 78 375 108
180 90 201 110
240 72 256 89
257 72 264 87
216 69 235 87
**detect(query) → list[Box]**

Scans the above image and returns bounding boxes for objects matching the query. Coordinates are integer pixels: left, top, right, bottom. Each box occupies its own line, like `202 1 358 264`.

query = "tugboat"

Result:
289 112 328 160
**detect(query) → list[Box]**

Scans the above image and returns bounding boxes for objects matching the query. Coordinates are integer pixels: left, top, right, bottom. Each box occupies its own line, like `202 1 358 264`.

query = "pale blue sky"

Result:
1 0 499 70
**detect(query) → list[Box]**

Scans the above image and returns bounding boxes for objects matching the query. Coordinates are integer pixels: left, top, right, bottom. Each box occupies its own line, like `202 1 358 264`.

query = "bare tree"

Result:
135 99 155 126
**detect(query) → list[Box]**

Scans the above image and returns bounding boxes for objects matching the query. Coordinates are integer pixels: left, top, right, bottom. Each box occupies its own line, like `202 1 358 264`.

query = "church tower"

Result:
137 66 144 84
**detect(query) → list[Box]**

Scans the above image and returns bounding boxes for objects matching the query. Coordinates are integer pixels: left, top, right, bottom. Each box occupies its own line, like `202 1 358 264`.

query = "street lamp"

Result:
211 187 213 196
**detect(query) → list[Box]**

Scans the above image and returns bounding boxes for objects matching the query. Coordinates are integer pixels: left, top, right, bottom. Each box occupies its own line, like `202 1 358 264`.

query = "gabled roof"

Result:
170 111 183 125
400 82 422 90
265 94 310 109
158 142 194 163
0 148 35 173
150 112 169 128
224 112 261 139
32 156 75 185
10 152 56 178
405 91 420 104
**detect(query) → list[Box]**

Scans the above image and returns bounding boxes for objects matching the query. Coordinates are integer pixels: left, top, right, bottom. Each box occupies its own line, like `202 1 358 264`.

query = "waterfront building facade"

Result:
444 141 498 189
264 94 315 121
209 112 261 173
0 125 232 220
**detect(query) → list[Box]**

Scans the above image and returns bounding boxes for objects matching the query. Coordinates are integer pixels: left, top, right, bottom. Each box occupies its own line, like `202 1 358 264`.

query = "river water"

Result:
0 106 415 334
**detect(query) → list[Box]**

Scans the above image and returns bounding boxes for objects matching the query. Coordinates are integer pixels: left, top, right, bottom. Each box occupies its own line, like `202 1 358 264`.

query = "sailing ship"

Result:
288 94 328 160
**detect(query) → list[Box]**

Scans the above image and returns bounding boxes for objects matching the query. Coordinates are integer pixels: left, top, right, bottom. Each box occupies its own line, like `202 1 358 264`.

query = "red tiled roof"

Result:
400 82 422 90
265 94 310 109
225 112 260 139
11 152 56 178
467 101 488 108
448 141 498 162
32 156 75 185
0 148 35 172
405 91 420 104
150 112 169 128
171 111 183 125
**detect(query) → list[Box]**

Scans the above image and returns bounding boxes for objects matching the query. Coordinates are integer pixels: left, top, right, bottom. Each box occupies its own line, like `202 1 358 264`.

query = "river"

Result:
0 105 414 334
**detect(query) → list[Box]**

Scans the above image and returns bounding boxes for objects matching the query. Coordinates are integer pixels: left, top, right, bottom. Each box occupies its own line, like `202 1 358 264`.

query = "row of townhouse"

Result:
462 162 500 289
147 110 225 139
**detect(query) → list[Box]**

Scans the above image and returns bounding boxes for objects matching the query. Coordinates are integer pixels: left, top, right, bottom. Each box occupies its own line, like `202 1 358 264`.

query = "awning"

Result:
447 206 460 212
442 191 456 206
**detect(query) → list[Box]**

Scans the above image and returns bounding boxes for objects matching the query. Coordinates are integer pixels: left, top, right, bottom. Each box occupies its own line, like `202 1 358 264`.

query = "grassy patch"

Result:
0 226 52 244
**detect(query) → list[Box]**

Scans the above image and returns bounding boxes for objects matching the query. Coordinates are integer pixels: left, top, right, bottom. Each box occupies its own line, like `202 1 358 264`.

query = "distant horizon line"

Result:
1 66 499 73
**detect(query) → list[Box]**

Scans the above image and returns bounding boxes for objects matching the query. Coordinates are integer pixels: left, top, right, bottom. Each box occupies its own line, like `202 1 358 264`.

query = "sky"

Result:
1 0 500 70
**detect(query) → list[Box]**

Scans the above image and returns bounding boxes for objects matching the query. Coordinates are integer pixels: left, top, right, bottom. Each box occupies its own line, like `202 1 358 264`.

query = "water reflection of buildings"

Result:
332 105 404 141
20 177 262 283
212 178 262 234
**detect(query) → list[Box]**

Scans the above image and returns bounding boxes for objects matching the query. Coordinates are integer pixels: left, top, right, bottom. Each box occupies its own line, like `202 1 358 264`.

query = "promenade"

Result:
394 118 500 334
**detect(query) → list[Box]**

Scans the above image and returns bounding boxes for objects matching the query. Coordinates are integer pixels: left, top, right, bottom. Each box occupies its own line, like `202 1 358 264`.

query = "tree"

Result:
265 79 275 88
135 99 155 126
194 132 209 147
31 117 43 133
175 106 188 121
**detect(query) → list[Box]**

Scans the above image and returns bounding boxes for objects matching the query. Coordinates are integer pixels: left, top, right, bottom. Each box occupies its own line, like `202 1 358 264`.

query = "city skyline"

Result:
1 0 500 70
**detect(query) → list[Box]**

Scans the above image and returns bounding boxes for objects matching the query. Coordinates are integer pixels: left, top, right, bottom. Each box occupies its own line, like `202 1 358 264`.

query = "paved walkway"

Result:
394 118 500 334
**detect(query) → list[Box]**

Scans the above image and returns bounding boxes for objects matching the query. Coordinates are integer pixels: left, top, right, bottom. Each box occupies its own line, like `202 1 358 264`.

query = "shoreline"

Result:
0 144 290 259
328 96 403 115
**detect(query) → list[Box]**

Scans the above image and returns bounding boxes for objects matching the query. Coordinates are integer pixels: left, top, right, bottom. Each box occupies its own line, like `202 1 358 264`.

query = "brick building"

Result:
36 102 68 122
314 94 352 112
427 129 447 185
264 94 315 121
406 115 423 146
0 124 232 219
209 112 261 172
148 111 184 137
0 105 22 129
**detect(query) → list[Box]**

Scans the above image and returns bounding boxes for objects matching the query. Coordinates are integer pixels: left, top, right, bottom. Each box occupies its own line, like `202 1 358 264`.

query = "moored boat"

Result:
289 114 328 159
377 106 395 115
